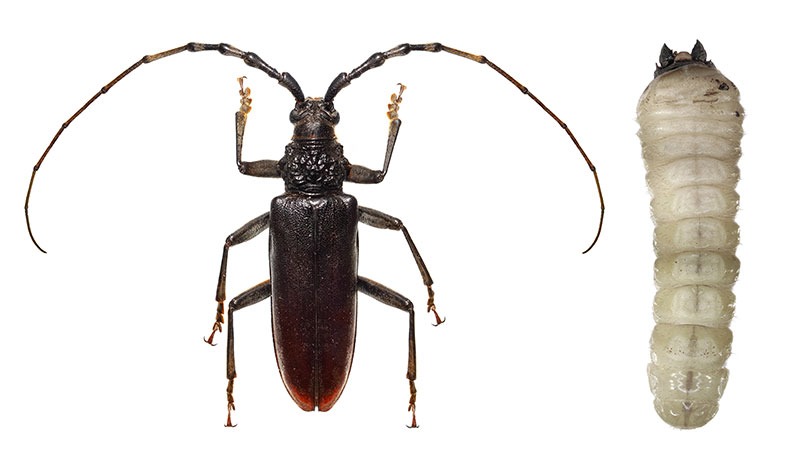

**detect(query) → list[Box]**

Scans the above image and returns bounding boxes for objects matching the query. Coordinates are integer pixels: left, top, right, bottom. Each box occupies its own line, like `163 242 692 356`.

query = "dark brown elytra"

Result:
24 42 605 427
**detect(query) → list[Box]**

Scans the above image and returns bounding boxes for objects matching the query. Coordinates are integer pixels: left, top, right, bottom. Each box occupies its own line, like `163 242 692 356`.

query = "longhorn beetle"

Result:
25 42 605 427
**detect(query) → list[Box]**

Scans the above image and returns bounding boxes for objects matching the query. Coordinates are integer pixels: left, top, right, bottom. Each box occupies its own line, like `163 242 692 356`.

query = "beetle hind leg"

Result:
357 276 419 428
223 279 272 427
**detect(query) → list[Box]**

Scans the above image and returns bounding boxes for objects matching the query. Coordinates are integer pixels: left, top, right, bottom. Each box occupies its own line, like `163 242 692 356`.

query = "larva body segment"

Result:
637 43 743 429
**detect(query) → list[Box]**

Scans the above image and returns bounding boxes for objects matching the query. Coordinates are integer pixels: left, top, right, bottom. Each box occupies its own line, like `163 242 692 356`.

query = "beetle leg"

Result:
224 279 272 427
234 79 282 178
226 379 236 428
357 276 419 428
358 207 444 326
204 211 270 346
345 85 404 184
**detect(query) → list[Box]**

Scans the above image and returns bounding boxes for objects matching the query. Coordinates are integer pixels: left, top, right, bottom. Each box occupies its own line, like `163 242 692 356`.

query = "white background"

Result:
1 1 796 468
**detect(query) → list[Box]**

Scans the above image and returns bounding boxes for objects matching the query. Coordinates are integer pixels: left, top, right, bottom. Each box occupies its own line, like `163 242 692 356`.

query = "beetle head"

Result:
291 98 340 140
655 40 715 77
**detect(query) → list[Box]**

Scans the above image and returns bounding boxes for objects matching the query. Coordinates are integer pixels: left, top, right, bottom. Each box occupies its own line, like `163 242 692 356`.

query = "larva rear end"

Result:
637 42 744 428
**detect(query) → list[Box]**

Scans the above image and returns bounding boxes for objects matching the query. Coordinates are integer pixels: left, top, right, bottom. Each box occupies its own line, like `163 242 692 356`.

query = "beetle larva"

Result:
637 41 744 428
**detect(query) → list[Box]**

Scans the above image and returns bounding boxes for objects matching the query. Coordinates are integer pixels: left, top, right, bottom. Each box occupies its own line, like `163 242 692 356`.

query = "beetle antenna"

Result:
326 43 604 253
25 43 304 253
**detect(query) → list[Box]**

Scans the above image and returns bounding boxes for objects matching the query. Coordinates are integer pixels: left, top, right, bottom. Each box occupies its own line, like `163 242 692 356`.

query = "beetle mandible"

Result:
24 42 605 427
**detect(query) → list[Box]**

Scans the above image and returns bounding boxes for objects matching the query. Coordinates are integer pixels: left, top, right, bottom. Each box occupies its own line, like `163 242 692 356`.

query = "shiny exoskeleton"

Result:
25 42 604 428
202 79 439 427
267 100 388 414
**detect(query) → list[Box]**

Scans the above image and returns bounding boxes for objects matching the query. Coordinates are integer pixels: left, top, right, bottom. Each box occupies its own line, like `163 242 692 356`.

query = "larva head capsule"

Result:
655 40 715 77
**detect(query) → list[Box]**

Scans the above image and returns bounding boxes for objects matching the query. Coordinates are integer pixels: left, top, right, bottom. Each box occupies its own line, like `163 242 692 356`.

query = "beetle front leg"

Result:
358 206 444 326
357 276 419 428
225 279 272 427
346 84 405 184
204 211 270 346
235 77 282 178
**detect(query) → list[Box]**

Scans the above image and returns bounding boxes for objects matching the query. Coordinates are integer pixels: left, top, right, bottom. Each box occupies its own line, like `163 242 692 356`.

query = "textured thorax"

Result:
279 97 350 193
279 140 350 193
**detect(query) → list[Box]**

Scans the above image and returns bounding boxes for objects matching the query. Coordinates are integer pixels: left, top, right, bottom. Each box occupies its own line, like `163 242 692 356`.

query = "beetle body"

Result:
212 93 433 426
270 191 359 411
266 103 358 411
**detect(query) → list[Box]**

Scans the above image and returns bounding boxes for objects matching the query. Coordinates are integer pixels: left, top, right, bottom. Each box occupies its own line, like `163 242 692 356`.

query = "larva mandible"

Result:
637 41 744 429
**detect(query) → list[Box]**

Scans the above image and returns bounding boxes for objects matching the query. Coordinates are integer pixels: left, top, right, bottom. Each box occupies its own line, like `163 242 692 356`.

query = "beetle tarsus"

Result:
203 304 225 346
407 404 418 429
225 403 237 428
386 83 406 121
203 321 222 346
428 303 445 327
225 379 237 427
406 378 418 428
426 286 445 326
238 76 252 115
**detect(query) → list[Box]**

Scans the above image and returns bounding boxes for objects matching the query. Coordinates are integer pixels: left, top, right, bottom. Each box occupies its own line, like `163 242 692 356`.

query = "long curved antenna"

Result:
326 43 604 253
25 43 304 253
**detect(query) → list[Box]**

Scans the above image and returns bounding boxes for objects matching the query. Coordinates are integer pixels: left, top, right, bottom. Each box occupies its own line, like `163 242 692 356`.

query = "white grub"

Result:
637 46 744 429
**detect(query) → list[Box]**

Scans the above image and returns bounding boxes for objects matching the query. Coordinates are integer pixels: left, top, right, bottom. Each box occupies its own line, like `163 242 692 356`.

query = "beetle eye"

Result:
329 109 340 125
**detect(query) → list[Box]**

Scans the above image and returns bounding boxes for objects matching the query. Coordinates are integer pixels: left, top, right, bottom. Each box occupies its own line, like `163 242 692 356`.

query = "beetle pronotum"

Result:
637 41 743 428
25 42 605 427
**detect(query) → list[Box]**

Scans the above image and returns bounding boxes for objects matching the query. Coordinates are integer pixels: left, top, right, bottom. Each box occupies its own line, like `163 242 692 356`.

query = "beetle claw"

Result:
203 330 218 346
407 404 418 428
426 287 445 326
225 403 237 427
428 304 445 327
203 321 223 346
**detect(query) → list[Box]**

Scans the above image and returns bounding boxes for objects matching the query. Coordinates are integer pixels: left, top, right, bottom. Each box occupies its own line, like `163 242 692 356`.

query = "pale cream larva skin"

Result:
637 63 744 428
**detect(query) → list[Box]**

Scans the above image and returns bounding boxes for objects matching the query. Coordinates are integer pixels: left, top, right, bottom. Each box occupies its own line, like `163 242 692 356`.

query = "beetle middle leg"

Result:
358 206 444 325
357 276 419 428
224 279 272 427
203 211 270 346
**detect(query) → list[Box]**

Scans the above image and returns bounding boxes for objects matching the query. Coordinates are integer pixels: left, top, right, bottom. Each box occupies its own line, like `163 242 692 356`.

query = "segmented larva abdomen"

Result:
637 49 744 429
